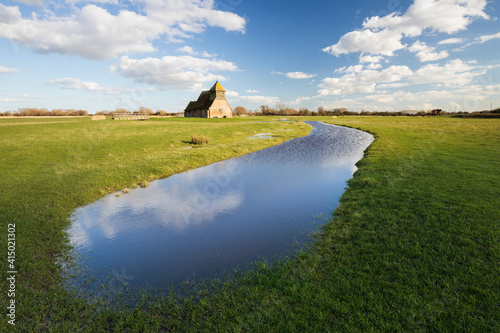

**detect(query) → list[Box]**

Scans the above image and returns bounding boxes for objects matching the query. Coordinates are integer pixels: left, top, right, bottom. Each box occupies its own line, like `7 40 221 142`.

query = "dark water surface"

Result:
66 121 373 296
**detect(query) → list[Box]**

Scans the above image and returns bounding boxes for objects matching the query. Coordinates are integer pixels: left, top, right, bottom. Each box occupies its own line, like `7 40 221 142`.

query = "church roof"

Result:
210 81 226 92
184 91 215 112
184 81 226 112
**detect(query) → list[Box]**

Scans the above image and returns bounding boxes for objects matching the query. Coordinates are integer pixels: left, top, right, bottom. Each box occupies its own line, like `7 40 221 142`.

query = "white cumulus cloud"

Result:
476 32 500 43
288 96 315 105
176 45 195 55
319 59 488 97
409 40 449 62
0 1 246 60
359 53 384 63
0 97 25 102
319 65 413 95
367 63 383 70
12 0 44 6
335 65 364 74
323 0 489 57
112 55 238 90
67 0 118 4
239 95 280 105
323 28 405 56
225 90 239 97
50 77 104 91
285 71 317 79
438 37 464 45
0 4 162 60
411 59 485 86
49 77 155 95
0 66 19 74
49 77 123 95
175 45 216 58
354 83 500 111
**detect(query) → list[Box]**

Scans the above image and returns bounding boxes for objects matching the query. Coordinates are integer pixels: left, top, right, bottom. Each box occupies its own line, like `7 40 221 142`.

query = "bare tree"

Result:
234 106 248 115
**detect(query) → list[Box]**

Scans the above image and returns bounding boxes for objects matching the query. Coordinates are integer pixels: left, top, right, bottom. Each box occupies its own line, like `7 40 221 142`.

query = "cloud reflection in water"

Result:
66 121 374 290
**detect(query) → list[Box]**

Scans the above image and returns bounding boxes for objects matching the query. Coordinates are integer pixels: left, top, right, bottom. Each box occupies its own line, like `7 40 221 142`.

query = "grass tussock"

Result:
191 134 210 145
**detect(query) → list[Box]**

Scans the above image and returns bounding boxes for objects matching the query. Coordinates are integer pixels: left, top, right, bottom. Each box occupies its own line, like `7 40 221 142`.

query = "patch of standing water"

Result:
64 121 373 302
248 133 274 139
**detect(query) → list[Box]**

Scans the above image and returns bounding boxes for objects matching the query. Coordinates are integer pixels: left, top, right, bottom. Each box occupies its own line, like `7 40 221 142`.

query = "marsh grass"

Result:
0 116 498 331
0 116 310 331
191 134 210 145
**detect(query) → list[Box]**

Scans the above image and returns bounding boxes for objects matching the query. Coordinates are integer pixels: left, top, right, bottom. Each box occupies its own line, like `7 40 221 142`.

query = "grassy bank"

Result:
1 116 498 331
0 117 310 331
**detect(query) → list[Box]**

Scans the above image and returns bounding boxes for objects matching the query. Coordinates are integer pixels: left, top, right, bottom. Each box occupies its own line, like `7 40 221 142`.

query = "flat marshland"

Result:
0 116 498 331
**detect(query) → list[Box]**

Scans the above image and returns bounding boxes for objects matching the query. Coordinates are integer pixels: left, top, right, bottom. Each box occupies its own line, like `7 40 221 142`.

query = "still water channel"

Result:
66 121 373 296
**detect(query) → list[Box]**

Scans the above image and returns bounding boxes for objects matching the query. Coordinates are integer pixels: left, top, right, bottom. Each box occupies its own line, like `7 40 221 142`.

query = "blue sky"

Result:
1 0 499 113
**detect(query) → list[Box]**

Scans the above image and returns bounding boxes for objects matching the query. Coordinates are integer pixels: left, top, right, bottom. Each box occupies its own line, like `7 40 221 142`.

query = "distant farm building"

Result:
184 81 233 118
431 109 443 115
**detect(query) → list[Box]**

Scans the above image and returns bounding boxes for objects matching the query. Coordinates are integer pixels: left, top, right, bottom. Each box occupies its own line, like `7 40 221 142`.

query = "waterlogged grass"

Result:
1 116 499 331
0 116 310 331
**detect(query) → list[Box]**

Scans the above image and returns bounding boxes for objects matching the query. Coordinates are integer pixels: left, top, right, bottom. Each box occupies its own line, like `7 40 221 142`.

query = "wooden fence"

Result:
112 113 149 120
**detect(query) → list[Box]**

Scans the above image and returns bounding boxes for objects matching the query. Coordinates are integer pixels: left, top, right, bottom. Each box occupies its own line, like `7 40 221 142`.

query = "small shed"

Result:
431 109 443 115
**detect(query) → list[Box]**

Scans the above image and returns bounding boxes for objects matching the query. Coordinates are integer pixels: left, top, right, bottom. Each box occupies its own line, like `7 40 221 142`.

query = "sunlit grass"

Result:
0 116 498 331
0 116 310 331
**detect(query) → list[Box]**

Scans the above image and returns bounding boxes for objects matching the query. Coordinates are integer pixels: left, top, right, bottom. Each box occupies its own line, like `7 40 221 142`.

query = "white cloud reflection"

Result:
68 123 374 253
69 159 243 249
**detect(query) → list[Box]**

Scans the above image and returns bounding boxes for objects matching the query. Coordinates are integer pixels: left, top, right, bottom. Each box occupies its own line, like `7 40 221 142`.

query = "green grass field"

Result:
0 116 498 331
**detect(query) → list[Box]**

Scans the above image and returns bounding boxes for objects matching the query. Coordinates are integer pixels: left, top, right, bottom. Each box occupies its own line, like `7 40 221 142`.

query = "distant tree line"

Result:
0 108 88 117
2 106 498 118
0 106 181 117
250 104 424 117
453 108 500 118
238 104 500 118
